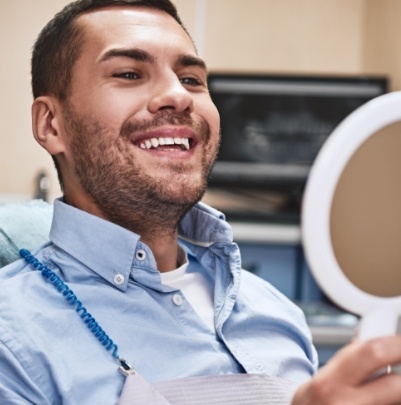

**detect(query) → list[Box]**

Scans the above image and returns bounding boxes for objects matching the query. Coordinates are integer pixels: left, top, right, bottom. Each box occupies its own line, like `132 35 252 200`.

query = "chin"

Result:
161 181 207 206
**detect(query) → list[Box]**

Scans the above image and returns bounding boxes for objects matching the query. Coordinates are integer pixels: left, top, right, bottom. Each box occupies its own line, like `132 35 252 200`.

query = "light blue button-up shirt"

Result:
0 199 317 404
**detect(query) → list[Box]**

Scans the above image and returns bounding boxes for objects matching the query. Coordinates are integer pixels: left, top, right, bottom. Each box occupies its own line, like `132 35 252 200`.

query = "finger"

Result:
292 368 401 405
322 335 401 385
359 371 401 405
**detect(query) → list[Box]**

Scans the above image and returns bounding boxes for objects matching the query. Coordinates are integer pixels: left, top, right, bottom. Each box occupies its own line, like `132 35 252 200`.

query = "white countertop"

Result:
309 325 355 346
231 222 302 244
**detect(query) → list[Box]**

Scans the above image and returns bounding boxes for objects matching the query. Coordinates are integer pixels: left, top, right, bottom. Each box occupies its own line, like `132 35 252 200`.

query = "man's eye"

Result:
180 77 203 86
113 72 140 80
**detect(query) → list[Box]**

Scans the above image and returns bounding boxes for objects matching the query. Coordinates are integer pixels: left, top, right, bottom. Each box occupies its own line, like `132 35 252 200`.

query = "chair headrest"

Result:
0 199 53 267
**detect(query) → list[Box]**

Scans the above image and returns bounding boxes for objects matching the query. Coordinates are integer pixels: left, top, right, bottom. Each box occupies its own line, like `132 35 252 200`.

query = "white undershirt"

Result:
160 249 215 333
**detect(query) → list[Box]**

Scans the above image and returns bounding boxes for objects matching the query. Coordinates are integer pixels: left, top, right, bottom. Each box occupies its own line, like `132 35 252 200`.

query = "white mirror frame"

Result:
302 91 401 340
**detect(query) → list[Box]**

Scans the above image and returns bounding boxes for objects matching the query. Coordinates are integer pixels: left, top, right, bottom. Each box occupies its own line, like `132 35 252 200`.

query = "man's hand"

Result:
292 335 401 405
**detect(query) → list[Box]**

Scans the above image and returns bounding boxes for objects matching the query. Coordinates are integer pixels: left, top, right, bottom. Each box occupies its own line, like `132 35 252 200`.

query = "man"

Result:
0 0 401 404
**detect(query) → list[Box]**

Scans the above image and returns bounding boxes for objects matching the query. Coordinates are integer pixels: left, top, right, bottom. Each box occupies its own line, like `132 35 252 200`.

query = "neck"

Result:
141 231 179 272
126 217 183 272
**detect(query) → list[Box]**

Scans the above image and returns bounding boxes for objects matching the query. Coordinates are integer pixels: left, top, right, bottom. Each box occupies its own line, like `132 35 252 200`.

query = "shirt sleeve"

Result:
0 339 53 405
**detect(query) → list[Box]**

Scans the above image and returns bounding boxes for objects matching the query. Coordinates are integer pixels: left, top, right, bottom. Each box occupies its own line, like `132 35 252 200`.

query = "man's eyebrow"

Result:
99 48 155 64
176 54 207 71
98 48 207 71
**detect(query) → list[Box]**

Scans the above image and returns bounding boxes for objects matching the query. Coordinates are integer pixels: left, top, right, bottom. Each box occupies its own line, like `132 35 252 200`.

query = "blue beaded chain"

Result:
20 249 134 374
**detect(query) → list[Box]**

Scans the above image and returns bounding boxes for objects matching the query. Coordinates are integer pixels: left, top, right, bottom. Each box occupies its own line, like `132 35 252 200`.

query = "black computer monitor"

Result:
205 73 388 223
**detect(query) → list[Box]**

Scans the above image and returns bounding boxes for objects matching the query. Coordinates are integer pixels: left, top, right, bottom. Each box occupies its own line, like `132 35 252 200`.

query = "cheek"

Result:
197 99 220 138
208 106 221 150
74 88 143 126
208 102 221 133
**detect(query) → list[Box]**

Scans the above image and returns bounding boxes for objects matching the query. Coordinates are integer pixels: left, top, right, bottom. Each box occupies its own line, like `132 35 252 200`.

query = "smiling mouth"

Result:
138 137 192 151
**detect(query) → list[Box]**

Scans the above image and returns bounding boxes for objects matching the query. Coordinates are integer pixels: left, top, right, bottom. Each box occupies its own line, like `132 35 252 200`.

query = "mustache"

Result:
120 111 210 141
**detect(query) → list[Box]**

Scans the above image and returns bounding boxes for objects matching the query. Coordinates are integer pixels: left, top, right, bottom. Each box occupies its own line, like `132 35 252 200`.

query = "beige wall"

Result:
206 0 365 74
0 0 399 200
363 0 401 90
0 1 70 201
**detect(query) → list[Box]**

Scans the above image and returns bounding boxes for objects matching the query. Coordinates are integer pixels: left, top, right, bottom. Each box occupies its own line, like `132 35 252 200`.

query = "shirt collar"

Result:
50 199 153 291
49 199 233 290
178 201 233 246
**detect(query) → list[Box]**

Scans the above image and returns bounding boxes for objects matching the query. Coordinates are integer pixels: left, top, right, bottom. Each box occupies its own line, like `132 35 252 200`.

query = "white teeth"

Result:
182 139 190 150
140 137 191 150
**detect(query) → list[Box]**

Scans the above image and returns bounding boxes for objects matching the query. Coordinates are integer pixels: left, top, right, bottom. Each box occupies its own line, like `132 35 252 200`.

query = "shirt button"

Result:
172 294 183 306
136 249 146 261
113 274 125 286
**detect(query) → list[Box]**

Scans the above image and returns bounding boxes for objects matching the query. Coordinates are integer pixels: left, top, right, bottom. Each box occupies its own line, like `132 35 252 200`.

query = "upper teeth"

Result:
140 137 190 150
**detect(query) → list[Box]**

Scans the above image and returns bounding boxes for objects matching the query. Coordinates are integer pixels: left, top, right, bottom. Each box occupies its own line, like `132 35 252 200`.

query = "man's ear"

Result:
32 96 66 155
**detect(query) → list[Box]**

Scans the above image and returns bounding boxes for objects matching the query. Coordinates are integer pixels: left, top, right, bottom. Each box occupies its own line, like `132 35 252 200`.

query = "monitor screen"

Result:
204 74 388 223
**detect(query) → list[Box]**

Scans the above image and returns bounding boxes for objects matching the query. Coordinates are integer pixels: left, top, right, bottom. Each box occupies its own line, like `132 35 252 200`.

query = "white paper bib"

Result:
118 373 298 405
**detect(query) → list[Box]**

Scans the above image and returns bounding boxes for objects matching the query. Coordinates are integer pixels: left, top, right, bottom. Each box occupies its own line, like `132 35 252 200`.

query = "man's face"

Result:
59 7 220 226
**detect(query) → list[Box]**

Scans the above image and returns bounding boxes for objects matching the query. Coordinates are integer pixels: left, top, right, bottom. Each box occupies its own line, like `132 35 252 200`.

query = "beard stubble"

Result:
63 102 219 238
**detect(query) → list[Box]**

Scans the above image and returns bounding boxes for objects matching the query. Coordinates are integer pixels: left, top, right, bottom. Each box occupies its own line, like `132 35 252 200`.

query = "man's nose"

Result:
147 75 194 114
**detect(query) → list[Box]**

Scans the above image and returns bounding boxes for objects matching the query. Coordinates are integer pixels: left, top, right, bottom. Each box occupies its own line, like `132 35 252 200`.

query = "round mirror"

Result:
302 92 401 340
331 121 401 298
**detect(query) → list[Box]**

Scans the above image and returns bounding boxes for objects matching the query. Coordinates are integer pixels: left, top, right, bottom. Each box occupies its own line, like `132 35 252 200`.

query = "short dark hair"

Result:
31 0 188 100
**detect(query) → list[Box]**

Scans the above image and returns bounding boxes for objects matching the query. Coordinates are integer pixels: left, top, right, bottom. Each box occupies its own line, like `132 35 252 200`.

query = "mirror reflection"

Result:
330 121 401 297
